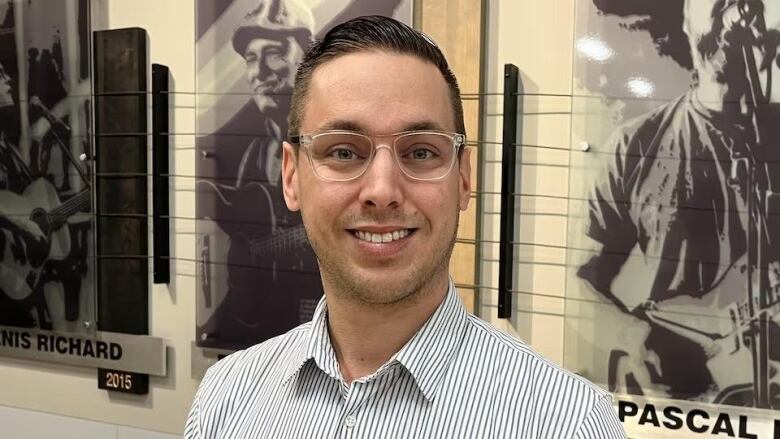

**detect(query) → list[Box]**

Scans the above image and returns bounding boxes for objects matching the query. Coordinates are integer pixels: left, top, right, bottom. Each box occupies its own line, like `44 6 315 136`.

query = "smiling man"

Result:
186 16 625 438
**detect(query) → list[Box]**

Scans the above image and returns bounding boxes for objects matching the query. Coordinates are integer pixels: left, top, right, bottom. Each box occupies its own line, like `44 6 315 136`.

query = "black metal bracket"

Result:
498 64 522 319
152 63 170 284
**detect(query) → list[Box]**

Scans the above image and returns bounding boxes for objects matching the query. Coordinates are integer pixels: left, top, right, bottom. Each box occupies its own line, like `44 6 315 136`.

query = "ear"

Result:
282 141 301 211
458 148 471 211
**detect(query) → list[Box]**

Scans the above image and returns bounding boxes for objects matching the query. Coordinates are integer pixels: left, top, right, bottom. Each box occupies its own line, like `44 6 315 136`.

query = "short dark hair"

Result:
592 0 693 70
287 15 466 138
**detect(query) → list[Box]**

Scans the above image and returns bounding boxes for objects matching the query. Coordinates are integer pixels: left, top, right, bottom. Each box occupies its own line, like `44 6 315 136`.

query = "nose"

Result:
246 60 260 84
257 58 275 82
358 145 404 209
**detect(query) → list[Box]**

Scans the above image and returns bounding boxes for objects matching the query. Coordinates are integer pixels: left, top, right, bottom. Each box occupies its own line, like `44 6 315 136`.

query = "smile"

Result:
353 229 414 243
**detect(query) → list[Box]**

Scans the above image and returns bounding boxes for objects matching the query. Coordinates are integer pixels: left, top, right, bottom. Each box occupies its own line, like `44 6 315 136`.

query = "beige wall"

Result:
480 0 572 368
10 0 774 437
418 0 482 313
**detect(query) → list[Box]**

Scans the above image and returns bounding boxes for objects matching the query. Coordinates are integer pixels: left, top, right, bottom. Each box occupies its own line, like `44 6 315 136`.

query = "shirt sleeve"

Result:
576 129 639 312
183 384 204 439
573 395 627 439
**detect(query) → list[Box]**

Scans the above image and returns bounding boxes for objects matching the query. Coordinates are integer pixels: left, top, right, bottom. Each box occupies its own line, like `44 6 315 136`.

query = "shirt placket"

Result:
335 364 402 439
337 380 373 439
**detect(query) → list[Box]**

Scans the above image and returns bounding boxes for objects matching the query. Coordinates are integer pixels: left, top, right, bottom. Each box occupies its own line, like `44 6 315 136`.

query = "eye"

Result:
406 146 438 160
328 147 361 161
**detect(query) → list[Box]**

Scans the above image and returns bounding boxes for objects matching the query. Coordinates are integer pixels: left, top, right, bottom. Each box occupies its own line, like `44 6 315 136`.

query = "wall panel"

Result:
419 0 482 313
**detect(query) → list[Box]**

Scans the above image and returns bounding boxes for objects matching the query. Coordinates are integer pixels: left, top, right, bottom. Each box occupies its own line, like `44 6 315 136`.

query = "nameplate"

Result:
0 325 166 376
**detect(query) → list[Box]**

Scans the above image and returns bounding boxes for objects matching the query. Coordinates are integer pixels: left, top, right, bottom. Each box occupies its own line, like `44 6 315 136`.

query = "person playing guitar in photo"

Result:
196 0 407 350
0 55 91 330
196 0 323 349
579 0 780 406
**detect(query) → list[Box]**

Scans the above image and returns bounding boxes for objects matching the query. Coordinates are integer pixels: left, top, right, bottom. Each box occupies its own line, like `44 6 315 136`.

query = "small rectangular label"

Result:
98 368 148 395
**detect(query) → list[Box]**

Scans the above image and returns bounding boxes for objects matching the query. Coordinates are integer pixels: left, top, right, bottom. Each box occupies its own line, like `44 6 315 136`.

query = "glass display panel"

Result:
0 0 94 333
195 0 413 350
565 0 780 408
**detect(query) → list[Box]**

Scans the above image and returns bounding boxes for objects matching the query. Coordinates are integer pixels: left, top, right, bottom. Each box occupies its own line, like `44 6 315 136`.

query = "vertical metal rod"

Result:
152 63 170 284
498 64 519 319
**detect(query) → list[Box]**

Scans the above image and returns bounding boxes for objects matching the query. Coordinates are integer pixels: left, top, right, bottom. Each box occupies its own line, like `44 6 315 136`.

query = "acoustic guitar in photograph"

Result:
196 179 311 291
0 178 90 301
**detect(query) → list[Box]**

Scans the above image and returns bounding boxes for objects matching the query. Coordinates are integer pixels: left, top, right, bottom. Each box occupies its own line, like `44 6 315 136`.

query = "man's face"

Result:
244 36 302 112
281 51 471 304
0 63 13 108
685 0 780 93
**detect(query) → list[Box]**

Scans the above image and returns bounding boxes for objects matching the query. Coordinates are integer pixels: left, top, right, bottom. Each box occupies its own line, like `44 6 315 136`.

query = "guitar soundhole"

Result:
30 208 51 236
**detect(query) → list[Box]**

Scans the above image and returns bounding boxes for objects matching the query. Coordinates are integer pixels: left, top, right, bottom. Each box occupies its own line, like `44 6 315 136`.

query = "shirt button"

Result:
344 415 357 428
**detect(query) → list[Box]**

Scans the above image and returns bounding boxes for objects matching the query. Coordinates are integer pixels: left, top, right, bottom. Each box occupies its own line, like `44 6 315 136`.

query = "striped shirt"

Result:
185 282 626 438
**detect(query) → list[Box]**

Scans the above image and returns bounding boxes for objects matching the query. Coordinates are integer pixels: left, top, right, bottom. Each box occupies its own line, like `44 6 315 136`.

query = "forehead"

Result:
302 51 454 134
245 37 285 54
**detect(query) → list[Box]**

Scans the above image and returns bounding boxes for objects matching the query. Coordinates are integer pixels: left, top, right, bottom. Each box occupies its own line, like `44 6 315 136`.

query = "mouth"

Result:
253 79 289 95
350 228 417 244
253 81 275 92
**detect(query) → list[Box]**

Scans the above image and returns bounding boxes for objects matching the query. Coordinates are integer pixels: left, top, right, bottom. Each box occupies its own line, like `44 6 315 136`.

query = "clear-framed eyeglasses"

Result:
289 130 467 182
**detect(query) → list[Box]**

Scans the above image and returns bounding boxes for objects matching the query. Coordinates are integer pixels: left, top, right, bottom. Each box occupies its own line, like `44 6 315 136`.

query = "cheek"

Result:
299 180 355 229
417 186 460 230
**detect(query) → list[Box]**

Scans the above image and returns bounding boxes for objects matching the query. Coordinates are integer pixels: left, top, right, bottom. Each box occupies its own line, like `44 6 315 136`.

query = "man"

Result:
187 16 625 438
578 0 780 403
196 0 322 349
0 57 84 329
0 59 41 327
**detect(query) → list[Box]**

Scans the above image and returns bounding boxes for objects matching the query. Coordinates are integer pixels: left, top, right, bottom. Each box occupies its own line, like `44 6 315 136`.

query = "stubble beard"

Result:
305 212 459 309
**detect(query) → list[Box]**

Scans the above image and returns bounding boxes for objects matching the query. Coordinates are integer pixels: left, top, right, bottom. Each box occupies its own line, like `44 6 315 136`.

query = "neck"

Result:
323 272 450 384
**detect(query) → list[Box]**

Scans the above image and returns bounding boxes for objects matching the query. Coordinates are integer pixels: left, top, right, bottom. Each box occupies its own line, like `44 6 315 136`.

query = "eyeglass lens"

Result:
307 132 457 181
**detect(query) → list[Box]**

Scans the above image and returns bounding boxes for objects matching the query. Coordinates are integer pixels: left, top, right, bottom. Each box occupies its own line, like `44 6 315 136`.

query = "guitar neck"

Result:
49 189 91 229
249 226 308 256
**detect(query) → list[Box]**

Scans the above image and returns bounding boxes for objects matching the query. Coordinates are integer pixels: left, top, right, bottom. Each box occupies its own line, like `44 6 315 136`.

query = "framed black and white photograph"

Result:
0 0 93 333
195 0 413 350
565 0 780 408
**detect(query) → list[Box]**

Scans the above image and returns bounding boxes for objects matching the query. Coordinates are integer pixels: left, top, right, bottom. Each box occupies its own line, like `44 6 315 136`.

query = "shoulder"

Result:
197 322 310 400
186 323 311 437
606 92 690 156
461 316 614 426
459 317 625 436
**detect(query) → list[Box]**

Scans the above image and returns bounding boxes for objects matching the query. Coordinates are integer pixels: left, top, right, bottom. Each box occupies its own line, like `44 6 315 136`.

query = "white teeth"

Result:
354 229 412 243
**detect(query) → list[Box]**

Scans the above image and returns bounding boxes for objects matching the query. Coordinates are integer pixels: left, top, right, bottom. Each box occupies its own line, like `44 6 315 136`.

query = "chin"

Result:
335 269 428 305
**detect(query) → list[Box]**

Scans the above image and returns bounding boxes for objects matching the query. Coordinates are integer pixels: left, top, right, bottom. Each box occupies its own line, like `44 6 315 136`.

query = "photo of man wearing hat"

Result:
574 0 780 406
195 0 410 350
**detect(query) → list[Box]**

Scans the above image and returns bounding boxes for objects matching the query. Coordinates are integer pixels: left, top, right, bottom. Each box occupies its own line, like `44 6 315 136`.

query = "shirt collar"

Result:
282 280 469 402
393 281 468 401
281 296 339 385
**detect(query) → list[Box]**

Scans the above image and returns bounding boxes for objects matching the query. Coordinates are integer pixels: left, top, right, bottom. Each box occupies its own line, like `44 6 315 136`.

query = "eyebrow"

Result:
316 119 447 133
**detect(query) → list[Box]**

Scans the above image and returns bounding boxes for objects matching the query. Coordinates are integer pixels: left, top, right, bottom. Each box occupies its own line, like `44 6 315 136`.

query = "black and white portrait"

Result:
195 0 412 350
0 0 93 332
567 0 780 408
